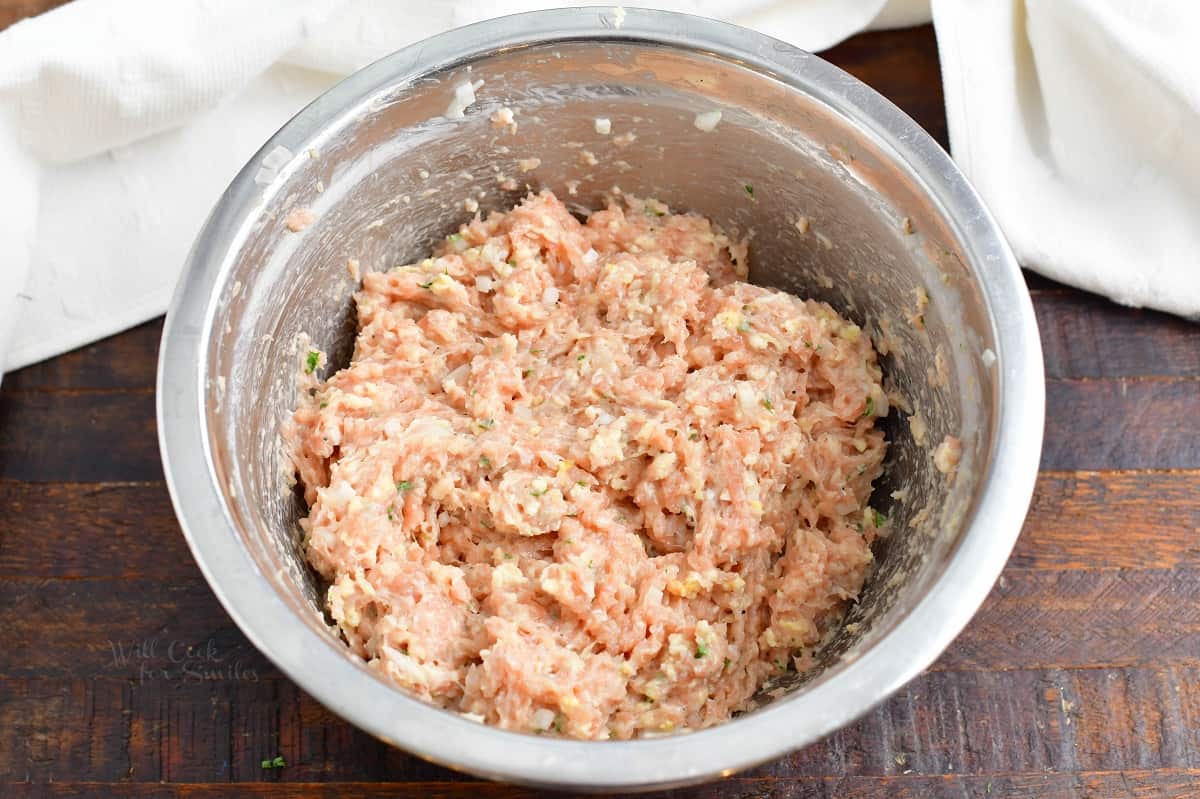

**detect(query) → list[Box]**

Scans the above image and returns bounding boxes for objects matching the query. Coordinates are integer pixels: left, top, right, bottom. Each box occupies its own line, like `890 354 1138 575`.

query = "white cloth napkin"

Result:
933 0 1200 320
0 0 1195 378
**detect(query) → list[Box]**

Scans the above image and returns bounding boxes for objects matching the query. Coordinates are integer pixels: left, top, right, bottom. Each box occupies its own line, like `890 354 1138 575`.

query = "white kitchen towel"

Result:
0 0 1195 379
933 0 1200 320
0 0 928 376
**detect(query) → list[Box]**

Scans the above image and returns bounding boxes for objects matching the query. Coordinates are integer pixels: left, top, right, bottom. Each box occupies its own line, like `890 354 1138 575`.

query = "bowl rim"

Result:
157 6 1045 790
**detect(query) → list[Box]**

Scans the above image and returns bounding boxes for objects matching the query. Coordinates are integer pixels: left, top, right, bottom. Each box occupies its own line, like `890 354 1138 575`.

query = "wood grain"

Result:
0 576 277 680
1 376 1195 483
0 390 162 482
10 773 1200 798
2 562 1197 680
1035 293 1200 379
0 482 189 578
935 567 1200 671
3 319 162 391
4 667 1199 787
1042 378 1200 471
1012 470 1200 571
2 470 1196 581
2 7 1197 796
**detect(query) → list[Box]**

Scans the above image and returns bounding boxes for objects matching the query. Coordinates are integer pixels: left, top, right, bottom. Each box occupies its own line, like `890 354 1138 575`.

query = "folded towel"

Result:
934 0 1200 320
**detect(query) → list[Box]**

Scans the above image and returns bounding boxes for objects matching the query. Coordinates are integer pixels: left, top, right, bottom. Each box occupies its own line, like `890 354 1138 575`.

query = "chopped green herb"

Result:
448 233 463 242
396 480 413 492
688 431 700 441
695 643 709 659
723 657 732 670
553 714 565 733
480 518 495 529
873 509 887 528
530 487 547 497
418 279 435 290
761 398 774 411
577 354 587 361
737 318 751 333
531 348 543 355
260 756 286 770
744 184 754 197
503 552 513 560
577 480 587 487
386 506 395 521
479 456 491 468
522 368 532 378
507 258 517 267
305 350 319 374
804 339 814 349
319 401 328 409
863 396 874 417
477 418 495 430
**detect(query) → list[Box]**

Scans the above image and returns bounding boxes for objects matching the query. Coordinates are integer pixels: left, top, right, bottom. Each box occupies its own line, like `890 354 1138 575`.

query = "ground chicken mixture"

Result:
285 191 889 739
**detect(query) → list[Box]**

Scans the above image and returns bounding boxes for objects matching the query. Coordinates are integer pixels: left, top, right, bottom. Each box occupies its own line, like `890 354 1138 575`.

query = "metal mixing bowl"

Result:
157 7 1044 790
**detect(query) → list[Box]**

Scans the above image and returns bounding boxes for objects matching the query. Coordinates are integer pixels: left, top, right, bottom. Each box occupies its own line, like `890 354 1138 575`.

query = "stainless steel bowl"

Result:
158 7 1044 791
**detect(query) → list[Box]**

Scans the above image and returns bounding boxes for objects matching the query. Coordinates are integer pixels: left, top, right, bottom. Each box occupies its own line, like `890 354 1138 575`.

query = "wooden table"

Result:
3 6 1199 797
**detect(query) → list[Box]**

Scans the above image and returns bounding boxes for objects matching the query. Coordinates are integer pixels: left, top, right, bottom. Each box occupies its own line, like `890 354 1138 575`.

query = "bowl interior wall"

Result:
204 40 996 714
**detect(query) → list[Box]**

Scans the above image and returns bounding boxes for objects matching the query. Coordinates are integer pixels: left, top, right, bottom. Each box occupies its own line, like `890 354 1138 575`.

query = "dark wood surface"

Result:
3 5 1199 797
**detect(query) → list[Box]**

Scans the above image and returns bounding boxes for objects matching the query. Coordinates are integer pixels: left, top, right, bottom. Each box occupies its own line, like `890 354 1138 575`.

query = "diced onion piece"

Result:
530 708 556 731
446 80 484 119
693 110 722 132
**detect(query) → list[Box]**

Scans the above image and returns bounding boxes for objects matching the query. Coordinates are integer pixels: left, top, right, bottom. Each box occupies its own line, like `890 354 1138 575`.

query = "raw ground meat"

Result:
285 190 889 739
